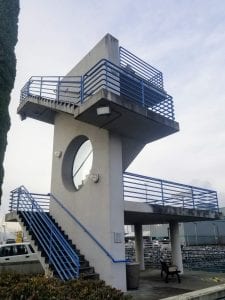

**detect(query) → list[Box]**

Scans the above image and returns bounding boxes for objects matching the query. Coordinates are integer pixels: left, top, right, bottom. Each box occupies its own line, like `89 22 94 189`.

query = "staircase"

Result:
8 186 99 281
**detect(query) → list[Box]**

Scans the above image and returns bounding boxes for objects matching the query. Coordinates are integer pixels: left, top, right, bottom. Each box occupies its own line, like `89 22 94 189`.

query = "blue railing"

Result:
123 172 219 212
50 194 128 264
9 186 80 281
9 188 127 265
20 59 174 120
119 47 164 90
20 76 81 105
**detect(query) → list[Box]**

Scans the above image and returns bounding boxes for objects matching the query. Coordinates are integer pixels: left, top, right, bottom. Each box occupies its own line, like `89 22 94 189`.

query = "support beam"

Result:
169 221 183 274
134 224 145 270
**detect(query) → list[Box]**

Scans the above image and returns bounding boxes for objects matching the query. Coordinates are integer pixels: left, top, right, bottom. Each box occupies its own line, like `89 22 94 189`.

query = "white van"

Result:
0 243 43 274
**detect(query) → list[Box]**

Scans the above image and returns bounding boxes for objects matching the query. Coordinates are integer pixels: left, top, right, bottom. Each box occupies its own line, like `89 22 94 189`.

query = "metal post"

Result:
40 77 43 98
105 61 108 89
49 223 53 264
145 183 148 203
141 80 144 106
191 187 195 209
161 180 164 206
16 188 21 212
27 80 30 96
57 77 60 102
80 75 83 104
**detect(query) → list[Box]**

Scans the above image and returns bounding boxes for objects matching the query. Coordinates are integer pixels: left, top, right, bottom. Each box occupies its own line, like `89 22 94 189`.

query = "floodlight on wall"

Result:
54 151 62 158
96 106 111 116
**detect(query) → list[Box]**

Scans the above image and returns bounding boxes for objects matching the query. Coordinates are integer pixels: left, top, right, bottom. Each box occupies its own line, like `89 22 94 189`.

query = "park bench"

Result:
160 260 181 283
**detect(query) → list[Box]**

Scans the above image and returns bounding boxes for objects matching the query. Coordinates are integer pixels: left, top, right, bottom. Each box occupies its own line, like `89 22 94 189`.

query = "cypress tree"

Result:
0 0 19 203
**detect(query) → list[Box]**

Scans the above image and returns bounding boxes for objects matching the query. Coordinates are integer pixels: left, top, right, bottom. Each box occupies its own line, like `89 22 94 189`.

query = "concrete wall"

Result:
50 113 126 290
66 33 119 77
49 34 146 291
0 261 44 275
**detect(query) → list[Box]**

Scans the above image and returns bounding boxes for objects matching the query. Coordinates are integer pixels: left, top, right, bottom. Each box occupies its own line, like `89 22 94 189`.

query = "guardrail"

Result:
9 188 128 264
9 186 80 281
119 47 164 90
20 59 174 120
123 172 219 211
20 76 81 105
50 193 128 264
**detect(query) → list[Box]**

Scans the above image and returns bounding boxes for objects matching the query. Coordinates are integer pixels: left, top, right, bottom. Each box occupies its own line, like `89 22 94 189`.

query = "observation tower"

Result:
6 34 220 291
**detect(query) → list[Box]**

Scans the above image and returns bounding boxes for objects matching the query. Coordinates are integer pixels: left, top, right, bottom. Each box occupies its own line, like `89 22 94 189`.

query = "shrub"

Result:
0 273 132 299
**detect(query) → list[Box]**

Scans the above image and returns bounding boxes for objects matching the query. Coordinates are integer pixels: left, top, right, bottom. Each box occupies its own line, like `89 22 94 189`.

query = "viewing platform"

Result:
7 172 220 226
17 46 179 144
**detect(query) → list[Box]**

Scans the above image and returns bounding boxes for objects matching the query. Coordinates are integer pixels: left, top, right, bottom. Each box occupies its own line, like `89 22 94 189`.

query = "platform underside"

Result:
124 201 221 225
18 89 179 143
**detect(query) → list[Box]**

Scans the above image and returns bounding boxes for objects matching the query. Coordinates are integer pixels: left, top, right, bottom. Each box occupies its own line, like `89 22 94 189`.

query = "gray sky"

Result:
2 0 225 215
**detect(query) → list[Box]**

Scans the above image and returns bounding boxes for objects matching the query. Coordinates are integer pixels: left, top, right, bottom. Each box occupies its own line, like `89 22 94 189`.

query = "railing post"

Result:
105 61 108 89
161 180 164 206
16 188 21 212
80 75 84 104
191 187 195 209
49 222 53 264
141 80 145 106
40 77 43 98
145 183 148 203
26 80 30 97
57 77 60 102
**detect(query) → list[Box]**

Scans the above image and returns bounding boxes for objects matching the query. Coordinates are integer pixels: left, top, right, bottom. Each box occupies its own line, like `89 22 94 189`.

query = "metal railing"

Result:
20 59 175 120
123 172 219 211
20 76 81 105
119 47 164 90
9 186 80 281
50 194 128 264
9 188 127 265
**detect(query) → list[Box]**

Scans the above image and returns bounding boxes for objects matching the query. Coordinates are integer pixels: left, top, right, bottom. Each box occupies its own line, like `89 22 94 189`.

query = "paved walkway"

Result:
125 268 225 300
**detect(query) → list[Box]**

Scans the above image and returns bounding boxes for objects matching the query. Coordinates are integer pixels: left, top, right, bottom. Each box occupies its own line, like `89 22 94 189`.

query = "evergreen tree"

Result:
0 0 19 203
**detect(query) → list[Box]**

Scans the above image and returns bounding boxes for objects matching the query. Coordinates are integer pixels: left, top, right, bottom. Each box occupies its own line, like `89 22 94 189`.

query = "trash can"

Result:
126 262 140 290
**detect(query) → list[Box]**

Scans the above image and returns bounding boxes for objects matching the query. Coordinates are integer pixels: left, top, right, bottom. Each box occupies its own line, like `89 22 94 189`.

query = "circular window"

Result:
72 139 93 190
62 135 93 191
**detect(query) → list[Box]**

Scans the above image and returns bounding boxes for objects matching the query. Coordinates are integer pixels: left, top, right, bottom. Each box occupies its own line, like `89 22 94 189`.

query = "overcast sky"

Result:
1 0 225 216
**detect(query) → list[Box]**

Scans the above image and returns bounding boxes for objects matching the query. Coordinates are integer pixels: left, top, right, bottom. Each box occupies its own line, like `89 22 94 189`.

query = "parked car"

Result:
0 242 37 263
0 242 43 274
5 238 16 244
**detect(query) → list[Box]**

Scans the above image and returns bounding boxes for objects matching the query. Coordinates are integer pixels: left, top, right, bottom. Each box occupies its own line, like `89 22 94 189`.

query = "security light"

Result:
96 106 111 116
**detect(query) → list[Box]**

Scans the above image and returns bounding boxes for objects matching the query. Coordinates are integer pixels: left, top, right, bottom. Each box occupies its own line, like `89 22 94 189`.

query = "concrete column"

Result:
169 221 183 274
134 224 145 270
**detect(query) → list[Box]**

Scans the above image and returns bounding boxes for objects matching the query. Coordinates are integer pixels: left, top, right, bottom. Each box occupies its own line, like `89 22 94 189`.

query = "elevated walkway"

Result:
124 201 220 225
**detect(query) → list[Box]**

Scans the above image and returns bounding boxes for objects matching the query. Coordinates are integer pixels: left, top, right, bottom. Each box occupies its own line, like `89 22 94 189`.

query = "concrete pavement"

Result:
125 268 225 300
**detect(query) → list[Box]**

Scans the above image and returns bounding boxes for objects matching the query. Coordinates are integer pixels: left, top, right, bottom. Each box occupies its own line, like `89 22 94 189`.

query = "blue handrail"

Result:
119 46 164 90
10 186 80 280
20 58 175 120
49 194 128 264
9 189 128 264
123 172 219 212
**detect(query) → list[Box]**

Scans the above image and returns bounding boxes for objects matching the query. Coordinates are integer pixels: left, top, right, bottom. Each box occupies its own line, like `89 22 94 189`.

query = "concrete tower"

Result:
12 34 219 291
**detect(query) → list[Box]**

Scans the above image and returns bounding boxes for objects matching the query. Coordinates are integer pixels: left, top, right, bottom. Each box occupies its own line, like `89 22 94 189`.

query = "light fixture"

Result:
96 106 111 116
54 151 62 158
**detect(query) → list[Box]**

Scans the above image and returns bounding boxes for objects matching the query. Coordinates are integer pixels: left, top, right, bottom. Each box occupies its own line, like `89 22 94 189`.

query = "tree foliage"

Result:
0 0 19 203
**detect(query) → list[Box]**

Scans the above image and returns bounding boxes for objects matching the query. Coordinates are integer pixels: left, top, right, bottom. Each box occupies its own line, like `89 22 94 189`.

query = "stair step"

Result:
80 273 100 280
16 210 99 281
80 266 95 274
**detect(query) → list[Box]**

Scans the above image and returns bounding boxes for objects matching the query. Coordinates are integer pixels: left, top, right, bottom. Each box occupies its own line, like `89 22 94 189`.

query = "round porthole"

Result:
73 139 93 190
62 135 93 191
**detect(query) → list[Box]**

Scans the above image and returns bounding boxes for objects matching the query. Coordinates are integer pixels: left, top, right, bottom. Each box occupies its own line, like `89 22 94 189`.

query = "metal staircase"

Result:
8 186 99 281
